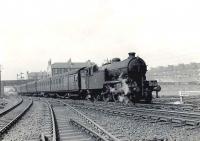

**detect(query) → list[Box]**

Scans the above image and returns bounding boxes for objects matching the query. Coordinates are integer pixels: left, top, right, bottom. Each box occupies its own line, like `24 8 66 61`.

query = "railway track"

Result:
64 99 197 112
0 97 33 137
38 100 57 141
0 97 23 116
42 99 127 141
65 100 200 127
59 99 170 140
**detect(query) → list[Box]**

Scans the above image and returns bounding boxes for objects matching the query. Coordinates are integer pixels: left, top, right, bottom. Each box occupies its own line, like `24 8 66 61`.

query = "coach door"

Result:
80 69 87 90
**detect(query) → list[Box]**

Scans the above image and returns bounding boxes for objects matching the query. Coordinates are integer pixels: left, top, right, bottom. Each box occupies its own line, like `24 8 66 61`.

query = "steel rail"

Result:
72 103 200 126
0 97 23 117
60 101 120 141
75 99 195 111
70 118 110 141
72 100 200 119
82 98 194 107
0 98 33 136
40 133 47 141
117 106 200 119
46 101 57 141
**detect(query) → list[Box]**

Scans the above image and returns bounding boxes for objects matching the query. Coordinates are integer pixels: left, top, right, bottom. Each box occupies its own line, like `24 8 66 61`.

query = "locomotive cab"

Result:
85 65 99 76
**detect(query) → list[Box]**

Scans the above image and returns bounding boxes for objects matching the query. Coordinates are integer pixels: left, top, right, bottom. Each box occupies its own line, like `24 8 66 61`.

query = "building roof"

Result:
27 71 47 76
51 60 95 69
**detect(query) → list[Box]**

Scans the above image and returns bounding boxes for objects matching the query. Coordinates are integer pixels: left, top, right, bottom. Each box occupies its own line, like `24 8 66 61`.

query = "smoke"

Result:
121 79 130 95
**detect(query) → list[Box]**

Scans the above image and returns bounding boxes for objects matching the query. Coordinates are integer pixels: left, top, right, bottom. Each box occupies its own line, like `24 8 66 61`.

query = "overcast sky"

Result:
1 0 200 80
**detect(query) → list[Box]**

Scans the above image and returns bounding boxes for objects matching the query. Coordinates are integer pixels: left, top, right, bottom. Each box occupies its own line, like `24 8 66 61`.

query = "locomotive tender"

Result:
17 52 161 104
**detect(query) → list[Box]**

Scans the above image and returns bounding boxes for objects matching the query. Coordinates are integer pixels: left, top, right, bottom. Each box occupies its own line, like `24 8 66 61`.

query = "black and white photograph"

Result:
0 0 200 140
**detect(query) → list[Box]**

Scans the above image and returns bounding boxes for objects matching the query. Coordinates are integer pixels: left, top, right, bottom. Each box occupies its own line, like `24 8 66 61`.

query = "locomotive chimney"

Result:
128 52 136 58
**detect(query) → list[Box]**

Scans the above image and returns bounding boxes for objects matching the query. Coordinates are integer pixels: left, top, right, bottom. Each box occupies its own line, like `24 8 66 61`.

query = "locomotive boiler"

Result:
99 52 161 103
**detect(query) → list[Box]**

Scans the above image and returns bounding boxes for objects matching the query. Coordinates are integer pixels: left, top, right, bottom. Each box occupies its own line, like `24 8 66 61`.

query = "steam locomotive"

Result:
17 52 161 104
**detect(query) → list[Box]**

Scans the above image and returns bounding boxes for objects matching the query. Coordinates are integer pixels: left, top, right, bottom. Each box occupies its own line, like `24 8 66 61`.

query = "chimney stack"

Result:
128 52 136 58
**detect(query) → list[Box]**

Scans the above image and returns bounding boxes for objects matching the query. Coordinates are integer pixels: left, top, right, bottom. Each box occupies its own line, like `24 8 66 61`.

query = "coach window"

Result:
85 70 89 76
93 65 98 72
88 68 91 75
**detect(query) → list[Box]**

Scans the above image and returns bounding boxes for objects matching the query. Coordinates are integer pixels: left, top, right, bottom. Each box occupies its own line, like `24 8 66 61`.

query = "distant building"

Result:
27 71 48 80
51 59 94 76
147 63 200 82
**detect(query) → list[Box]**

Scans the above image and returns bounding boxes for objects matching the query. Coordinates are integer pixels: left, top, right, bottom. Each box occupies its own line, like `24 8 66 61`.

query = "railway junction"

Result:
1 53 200 140
0 95 199 140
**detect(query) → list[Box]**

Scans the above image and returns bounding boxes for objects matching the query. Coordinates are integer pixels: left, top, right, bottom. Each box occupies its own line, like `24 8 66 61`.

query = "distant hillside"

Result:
146 63 200 82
